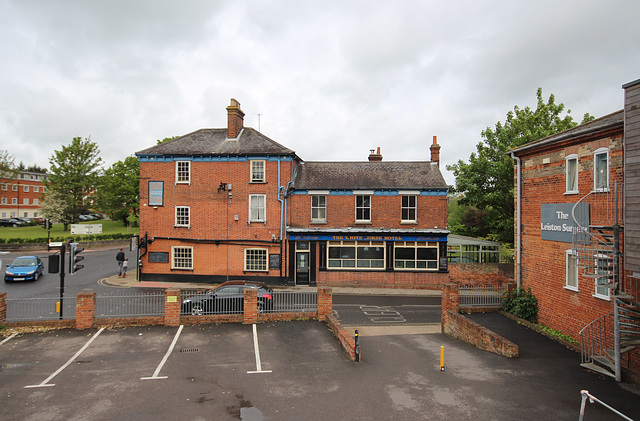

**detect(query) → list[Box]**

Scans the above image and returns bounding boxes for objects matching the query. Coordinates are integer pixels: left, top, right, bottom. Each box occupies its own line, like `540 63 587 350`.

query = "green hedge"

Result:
0 233 133 244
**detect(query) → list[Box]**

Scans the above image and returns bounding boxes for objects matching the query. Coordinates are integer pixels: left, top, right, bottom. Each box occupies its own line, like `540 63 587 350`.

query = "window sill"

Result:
563 191 579 195
310 221 327 224
564 285 579 292
249 181 267 184
354 221 372 225
175 182 191 185
174 225 191 229
400 221 417 225
592 294 611 301
244 270 269 274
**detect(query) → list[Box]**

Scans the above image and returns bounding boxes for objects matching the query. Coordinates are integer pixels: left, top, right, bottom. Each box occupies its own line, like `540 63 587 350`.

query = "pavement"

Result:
101 273 443 296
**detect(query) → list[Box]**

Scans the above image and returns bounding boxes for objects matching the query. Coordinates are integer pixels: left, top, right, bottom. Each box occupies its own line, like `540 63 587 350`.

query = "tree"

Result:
0 150 18 201
156 136 178 145
447 88 593 245
39 189 67 223
95 156 140 226
45 137 103 229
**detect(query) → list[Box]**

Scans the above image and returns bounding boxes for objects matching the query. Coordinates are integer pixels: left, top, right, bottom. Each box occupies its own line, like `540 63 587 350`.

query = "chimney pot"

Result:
368 147 383 161
430 136 441 167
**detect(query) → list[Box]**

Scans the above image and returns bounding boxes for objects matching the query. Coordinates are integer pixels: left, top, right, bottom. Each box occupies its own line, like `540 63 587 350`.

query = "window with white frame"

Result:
250 160 265 182
1 184 6 191
394 241 439 270
594 254 612 299
355 195 371 222
175 206 190 227
401 195 417 222
311 195 326 222
565 250 578 290
171 246 193 269
11 198 17 204
23 198 28 205
33 186 39 193
176 161 191 184
1 198 6 204
327 241 385 269
245 248 268 271
12 185 17 191
249 194 266 222
566 154 578 193
33 199 39 205
594 148 608 191
23 185 29 192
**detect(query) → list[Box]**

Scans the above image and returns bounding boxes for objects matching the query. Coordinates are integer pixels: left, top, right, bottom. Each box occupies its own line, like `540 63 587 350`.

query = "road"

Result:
0 246 138 298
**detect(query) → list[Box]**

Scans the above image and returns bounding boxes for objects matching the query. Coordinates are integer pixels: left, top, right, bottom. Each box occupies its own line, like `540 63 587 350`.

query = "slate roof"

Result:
510 110 624 155
291 161 447 190
135 127 296 157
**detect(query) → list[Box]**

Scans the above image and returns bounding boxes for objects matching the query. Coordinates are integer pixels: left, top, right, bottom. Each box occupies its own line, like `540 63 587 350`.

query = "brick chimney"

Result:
226 98 245 139
430 136 441 166
368 147 383 161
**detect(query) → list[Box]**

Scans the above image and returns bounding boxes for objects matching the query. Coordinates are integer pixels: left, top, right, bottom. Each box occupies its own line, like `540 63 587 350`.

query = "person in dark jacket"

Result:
116 248 125 277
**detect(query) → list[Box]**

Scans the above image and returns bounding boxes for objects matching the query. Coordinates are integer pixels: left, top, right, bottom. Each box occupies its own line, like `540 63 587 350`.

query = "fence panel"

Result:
265 291 317 314
6 296 77 321
459 285 506 308
180 289 244 315
96 291 165 318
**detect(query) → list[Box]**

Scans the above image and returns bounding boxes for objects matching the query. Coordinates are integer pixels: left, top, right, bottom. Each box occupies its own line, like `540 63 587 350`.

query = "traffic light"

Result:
48 220 52 229
41 219 47 229
69 242 85 274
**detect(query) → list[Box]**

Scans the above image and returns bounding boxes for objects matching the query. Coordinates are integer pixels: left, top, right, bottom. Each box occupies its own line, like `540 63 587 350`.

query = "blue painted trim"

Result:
289 234 448 242
137 155 294 163
287 189 447 196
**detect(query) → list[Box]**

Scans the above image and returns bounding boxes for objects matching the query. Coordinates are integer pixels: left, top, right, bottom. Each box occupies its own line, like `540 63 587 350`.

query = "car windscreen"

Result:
12 257 37 267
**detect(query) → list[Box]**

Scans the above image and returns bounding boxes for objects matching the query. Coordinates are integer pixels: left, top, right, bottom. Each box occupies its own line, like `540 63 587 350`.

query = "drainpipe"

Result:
510 152 522 290
278 159 284 240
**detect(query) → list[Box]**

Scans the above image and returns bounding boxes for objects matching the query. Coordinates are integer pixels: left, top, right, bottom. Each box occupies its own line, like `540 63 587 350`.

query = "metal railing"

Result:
5 296 77 321
579 311 614 366
180 289 244 315
579 390 633 421
264 291 317 314
458 285 507 308
96 291 165 318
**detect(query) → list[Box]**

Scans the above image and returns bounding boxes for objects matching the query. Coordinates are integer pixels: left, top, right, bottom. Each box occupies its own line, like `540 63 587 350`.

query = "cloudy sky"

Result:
1 0 638 185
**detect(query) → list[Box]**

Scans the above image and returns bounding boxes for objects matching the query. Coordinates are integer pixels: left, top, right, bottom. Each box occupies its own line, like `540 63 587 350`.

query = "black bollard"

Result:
354 330 360 362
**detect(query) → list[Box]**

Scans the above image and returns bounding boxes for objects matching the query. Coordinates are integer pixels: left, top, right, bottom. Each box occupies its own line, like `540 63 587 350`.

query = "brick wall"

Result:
76 292 96 329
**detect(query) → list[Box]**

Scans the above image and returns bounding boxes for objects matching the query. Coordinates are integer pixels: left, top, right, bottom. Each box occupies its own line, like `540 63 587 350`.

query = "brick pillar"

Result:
164 289 181 327
318 287 333 321
244 288 257 324
441 284 459 331
76 292 96 329
0 292 6 323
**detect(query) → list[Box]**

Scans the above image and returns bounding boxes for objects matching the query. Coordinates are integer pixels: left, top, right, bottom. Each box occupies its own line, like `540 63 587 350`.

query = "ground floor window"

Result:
327 241 385 269
594 255 612 299
565 250 578 291
394 241 438 270
245 248 268 271
171 246 193 270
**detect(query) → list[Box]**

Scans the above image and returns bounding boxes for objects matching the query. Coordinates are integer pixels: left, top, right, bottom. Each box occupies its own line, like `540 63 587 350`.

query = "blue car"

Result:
5 256 44 282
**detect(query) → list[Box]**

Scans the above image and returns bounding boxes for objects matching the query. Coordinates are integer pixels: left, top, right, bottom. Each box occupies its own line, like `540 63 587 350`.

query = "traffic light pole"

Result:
59 243 66 320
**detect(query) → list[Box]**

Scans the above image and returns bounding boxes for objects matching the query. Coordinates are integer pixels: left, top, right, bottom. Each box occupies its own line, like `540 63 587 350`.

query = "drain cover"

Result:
180 348 199 353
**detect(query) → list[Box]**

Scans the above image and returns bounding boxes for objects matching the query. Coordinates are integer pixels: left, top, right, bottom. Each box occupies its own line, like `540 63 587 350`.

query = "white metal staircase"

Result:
573 183 640 381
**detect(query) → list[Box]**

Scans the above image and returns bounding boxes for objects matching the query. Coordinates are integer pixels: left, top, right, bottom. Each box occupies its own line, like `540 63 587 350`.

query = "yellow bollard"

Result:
56 301 60 313
440 346 445 371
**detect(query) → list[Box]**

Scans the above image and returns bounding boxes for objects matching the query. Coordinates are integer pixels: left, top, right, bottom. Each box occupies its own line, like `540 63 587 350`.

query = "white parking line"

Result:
1 333 17 345
24 328 105 388
141 325 183 380
247 324 271 374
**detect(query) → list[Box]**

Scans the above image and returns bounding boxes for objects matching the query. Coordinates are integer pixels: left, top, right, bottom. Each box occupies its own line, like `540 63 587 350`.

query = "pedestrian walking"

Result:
122 258 129 277
116 248 125 276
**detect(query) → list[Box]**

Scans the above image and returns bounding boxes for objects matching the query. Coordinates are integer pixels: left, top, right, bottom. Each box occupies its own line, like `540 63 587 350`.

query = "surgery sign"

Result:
540 203 589 243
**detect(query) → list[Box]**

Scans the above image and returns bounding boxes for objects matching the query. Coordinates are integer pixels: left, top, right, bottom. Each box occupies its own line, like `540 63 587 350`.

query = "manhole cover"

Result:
180 348 199 353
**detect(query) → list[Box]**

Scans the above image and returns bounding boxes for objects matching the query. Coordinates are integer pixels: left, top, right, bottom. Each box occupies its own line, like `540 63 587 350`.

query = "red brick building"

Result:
510 79 640 383
0 170 47 220
136 99 450 287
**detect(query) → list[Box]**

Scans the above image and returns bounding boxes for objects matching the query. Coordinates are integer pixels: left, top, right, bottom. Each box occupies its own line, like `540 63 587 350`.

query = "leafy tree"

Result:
0 150 18 201
39 190 67 223
447 196 490 239
447 88 593 245
95 156 140 226
45 137 103 229
156 136 178 145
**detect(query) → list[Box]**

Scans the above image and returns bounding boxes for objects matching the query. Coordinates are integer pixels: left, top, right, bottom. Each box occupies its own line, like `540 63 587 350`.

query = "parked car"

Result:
5 256 44 282
0 219 17 227
181 281 274 315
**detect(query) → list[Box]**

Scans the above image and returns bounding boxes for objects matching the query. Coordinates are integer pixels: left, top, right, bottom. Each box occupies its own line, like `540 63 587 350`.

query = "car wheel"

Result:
34 272 39 281
191 303 204 316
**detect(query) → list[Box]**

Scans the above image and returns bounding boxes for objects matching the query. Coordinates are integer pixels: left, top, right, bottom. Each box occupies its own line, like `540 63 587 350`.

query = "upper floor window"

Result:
1 198 6 204
594 254 612 300
565 154 578 194
401 195 417 222
249 194 266 222
23 185 29 192
565 250 578 291
311 195 326 222
250 160 265 183
33 186 39 193
245 248 268 271
594 148 608 191
1 184 6 191
11 198 17 204
176 161 191 184
33 199 39 205
355 195 371 222
23 198 28 205
175 206 190 227
12 185 18 191
171 246 193 270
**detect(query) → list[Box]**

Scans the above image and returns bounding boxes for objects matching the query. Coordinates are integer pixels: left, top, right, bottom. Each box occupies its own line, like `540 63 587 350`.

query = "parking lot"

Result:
1 319 639 420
